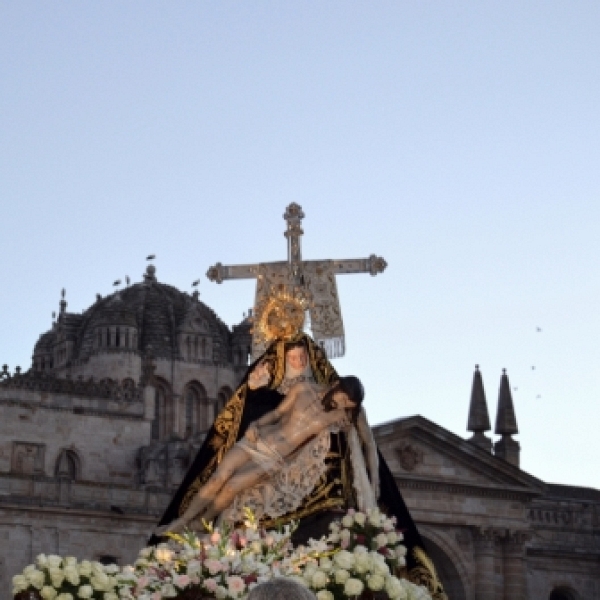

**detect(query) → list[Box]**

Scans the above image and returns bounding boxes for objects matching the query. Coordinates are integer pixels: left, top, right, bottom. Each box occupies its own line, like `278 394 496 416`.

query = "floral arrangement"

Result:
12 508 431 600
12 555 122 600
289 507 430 600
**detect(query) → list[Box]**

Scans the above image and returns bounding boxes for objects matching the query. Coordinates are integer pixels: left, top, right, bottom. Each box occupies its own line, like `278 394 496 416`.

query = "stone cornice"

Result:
0 398 145 420
0 500 160 522
394 475 542 501
527 546 600 563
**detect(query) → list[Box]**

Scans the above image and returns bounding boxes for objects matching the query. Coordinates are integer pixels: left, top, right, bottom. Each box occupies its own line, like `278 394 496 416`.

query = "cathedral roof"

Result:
33 266 232 362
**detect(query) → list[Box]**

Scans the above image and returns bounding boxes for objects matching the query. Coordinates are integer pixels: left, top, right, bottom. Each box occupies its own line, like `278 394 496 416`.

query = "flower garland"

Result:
12 508 431 600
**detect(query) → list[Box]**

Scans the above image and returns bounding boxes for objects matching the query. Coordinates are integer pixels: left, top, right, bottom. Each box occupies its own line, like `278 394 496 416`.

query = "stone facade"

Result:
375 416 600 600
0 270 598 599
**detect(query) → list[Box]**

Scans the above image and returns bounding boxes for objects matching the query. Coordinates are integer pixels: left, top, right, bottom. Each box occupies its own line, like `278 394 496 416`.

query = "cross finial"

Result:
283 203 305 281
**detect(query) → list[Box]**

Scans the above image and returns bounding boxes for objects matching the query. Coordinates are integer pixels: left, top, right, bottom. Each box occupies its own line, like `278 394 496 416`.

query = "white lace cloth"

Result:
221 427 333 523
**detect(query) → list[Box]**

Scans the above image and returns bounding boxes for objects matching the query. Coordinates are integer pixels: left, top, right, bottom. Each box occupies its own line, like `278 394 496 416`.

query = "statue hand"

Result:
245 423 258 442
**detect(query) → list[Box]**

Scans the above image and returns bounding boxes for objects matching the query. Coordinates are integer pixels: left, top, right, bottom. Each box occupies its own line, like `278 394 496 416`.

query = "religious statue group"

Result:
150 205 445 599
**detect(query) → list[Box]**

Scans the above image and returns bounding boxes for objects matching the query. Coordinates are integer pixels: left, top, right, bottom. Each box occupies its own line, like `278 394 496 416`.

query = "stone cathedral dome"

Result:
32 265 237 372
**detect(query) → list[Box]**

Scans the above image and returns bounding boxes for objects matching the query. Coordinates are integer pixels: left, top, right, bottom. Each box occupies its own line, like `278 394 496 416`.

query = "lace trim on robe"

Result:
222 425 339 523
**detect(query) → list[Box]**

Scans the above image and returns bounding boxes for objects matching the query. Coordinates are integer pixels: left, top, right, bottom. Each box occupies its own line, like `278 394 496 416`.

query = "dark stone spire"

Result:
467 365 492 452
494 369 520 467
494 369 518 434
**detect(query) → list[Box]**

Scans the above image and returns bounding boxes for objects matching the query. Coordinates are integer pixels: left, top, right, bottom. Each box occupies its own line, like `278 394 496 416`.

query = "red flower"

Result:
355 534 366 545
377 547 390 556
243 574 258 585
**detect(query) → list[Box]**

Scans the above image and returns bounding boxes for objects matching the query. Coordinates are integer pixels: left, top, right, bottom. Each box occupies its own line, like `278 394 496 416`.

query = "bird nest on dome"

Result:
251 284 311 355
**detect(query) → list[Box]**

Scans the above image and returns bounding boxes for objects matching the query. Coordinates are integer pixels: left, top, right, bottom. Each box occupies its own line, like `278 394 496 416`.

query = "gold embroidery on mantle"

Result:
405 546 448 600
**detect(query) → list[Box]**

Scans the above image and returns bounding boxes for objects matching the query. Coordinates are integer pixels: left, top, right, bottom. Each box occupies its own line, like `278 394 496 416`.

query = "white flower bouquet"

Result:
12 508 432 600
117 511 298 600
283 507 431 600
12 555 121 600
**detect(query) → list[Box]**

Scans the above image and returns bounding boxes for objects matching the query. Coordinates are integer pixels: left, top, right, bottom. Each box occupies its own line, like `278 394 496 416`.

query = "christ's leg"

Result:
155 445 250 535
202 461 268 523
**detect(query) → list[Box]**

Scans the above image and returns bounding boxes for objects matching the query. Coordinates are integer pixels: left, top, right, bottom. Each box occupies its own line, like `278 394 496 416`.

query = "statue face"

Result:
331 390 356 410
286 347 308 371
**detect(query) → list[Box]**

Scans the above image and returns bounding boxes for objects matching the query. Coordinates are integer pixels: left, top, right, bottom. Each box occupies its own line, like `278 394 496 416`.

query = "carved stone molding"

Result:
11 442 46 475
395 442 423 472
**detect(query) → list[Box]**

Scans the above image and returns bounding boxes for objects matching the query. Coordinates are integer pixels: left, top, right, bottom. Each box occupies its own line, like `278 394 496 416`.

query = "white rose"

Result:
91 572 111 591
78 561 92 577
367 573 386 591
104 564 119 575
26 569 46 590
333 550 354 570
56 594 74 600
341 515 354 528
49 568 65 588
334 569 350 584
385 577 407 600
250 541 263 554
40 586 59 600
104 593 119 600
311 570 328 589
64 557 78 567
354 553 371 574
37 555 50 568
375 533 389 548
395 544 407 557
319 557 333 572
354 512 366 526
161 584 177 598
47 556 63 569
187 559 201 575
371 559 390 577
344 578 364 597
138 547 153 558
78 585 94 599
368 508 382 526
64 566 81 586
386 531 397 544
340 529 351 541
316 592 334 600
12 574 29 593
382 519 394 532
328 532 341 543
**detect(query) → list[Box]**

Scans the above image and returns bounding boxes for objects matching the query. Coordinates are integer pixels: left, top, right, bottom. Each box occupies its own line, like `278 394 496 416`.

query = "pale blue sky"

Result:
1 2 599 488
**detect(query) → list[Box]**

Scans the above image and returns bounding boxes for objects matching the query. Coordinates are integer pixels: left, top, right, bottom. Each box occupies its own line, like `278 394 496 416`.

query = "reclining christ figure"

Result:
156 375 366 535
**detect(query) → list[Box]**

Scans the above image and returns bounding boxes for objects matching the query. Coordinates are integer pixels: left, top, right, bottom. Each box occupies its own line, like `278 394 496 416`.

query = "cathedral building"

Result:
0 266 598 600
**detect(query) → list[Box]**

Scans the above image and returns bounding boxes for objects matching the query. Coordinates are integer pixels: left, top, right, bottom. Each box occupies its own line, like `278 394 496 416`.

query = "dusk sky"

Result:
1 2 599 489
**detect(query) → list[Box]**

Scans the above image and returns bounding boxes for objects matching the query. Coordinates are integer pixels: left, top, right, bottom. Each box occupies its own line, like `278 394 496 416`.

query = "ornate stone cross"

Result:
206 203 387 358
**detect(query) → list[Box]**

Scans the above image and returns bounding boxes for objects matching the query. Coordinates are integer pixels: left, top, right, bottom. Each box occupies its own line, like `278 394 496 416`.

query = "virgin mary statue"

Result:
150 327 446 600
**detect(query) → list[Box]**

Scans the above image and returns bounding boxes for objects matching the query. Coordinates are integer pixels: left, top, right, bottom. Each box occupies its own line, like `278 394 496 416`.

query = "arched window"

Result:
106 328 111 347
152 379 173 441
55 449 80 481
550 588 579 600
202 338 207 358
97 329 102 347
116 327 121 347
124 329 130 348
194 337 199 359
183 381 207 435
420 535 467 600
